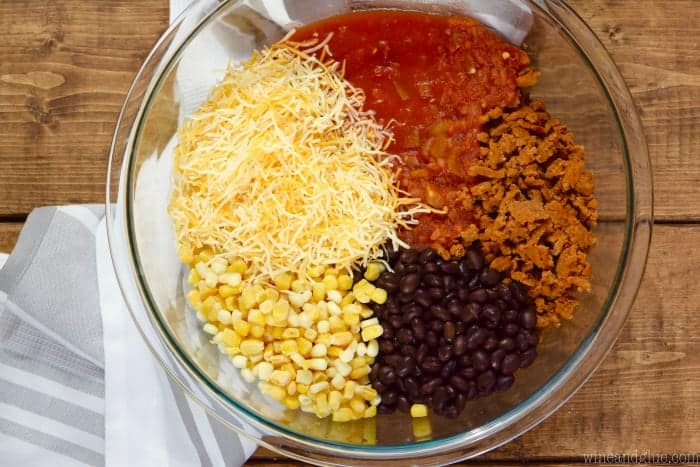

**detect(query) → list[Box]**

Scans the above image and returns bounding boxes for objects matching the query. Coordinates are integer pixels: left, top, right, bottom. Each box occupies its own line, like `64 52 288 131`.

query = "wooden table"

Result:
1 1 697 465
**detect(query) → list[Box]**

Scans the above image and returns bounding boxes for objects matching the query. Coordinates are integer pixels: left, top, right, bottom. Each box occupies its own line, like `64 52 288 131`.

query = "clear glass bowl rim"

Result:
106 0 653 463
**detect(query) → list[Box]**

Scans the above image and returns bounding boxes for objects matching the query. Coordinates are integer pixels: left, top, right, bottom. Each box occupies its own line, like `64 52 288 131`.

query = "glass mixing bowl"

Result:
106 0 653 464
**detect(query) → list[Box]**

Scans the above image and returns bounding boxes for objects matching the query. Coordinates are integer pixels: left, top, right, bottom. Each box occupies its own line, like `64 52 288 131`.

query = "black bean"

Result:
400 273 420 295
516 331 530 351
423 273 442 288
504 322 521 337
520 309 537 330
480 268 502 286
454 393 467 413
379 366 397 385
397 328 414 345
420 377 442 395
432 386 449 408
495 283 512 301
414 290 432 308
469 288 488 303
400 344 416 358
382 326 394 340
472 350 490 372
465 248 485 270
438 345 452 362
397 395 411 413
447 300 462 316
482 335 499 351
405 377 420 398
426 331 439 347
442 275 456 291
444 321 456 341
431 305 450 322
441 359 456 379
457 288 469 301
398 292 413 303
389 315 403 330
467 274 481 289
496 375 515 391
416 344 429 363
520 349 537 368
372 381 387 393
424 261 439 273
399 249 418 265
403 303 423 322
490 349 506 371
482 304 501 325
510 282 527 304
421 356 442 374
503 309 519 322
461 367 477 381
382 390 397 406
501 353 521 375
477 370 496 392
419 248 438 264
379 340 395 354
499 337 516 351
413 321 426 340
428 287 444 299
466 328 486 350
449 375 469 392
440 261 461 276
458 354 472 369
377 272 400 291
460 303 480 323
454 335 467 355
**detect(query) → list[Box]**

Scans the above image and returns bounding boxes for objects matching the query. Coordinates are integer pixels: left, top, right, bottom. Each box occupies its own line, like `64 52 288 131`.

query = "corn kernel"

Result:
350 357 366 369
232 355 247 368
316 333 331 346
359 306 374 318
332 407 354 422
307 358 328 371
255 362 274 381
247 309 264 326
296 383 309 394
290 352 306 367
271 300 289 324
240 339 264 356
270 370 292 387
342 312 360 326
284 396 300 410
281 328 300 339
313 372 328 383
219 272 242 287
296 337 313 356
410 404 428 418
296 369 313 385
179 245 195 264
315 393 329 418
250 325 265 339
361 324 383 342
304 328 318 341
327 301 342 316
280 340 298 355
343 381 356 399
370 288 387 304
329 331 353 347
327 346 343 358
221 329 241 348
321 274 338 291
269 354 288 366
274 272 293 290
337 274 353 291
366 340 379 358
203 323 218 335
364 262 385 281
412 417 432 439
326 290 343 304
307 265 325 278
317 320 330 334
355 386 377 401
310 343 327 358
210 257 227 274
339 342 356 363
286 381 297 395
350 397 366 415
328 390 342 411
311 282 326 302
249 353 263 364
329 316 345 332
350 366 370 380
356 342 367 357
288 312 300 327
331 373 345 389
335 360 352 377
289 290 311 308
230 320 249 337
260 382 286 401
229 258 247 274
363 405 377 419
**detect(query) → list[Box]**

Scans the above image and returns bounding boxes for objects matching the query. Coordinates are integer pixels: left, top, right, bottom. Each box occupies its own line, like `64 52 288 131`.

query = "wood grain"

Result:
0 223 22 253
0 0 168 215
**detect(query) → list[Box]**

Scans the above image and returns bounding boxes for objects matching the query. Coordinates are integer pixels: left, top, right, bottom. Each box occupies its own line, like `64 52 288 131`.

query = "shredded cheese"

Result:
168 42 429 282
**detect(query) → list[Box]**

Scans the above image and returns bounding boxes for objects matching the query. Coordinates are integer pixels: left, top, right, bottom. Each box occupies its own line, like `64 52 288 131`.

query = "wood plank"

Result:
0 223 22 253
245 225 699 463
566 0 700 221
0 0 169 216
0 0 697 221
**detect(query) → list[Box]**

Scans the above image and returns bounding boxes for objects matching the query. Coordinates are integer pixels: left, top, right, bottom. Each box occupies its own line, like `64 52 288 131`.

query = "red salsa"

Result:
292 11 531 252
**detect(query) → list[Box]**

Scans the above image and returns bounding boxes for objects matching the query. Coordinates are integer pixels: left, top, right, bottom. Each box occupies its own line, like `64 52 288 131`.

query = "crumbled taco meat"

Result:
468 100 598 327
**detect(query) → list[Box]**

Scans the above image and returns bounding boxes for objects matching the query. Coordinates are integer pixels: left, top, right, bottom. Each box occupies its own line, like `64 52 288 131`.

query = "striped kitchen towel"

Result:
0 206 257 466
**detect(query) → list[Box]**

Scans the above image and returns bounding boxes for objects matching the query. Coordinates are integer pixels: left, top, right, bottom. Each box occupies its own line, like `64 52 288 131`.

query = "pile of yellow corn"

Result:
182 247 387 422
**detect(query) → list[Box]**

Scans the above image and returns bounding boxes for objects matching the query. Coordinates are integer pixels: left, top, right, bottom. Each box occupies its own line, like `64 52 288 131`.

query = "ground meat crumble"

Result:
467 99 598 328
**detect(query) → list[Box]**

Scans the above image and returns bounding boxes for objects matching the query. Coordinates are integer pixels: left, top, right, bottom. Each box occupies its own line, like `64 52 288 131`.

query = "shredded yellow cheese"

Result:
168 42 429 282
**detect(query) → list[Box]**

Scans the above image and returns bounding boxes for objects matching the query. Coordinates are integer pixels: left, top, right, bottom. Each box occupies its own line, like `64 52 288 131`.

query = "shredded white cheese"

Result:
168 42 429 281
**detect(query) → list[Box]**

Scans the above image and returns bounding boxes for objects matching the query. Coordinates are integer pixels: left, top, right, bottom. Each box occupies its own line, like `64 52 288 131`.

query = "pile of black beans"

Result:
367 245 539 418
